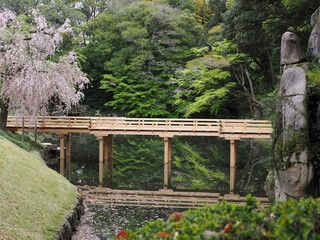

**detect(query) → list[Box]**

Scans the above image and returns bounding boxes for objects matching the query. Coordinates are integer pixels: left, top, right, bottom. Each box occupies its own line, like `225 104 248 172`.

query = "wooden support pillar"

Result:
168 137 172 189
230 139 237 194
103 136 109 186
164 137 172 190
108 135 114 184
59 134 65 176
99 136 104 187
66 134 71 180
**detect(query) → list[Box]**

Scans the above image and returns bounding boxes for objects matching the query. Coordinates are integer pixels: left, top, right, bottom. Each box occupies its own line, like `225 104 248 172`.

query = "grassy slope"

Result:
0 136 77 240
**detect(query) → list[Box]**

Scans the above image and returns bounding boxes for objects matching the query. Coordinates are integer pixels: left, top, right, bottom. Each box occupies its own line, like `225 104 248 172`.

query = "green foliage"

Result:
0 0 87 25
113 136 231 190
101 75 172 117
173 40 251 117
111 196 320 239
111 135 270 193
173 141 228 190
174 66 234 116
307 67 320 89
166 0 196 12
222 0 317 88
80 1 203 117
0 130 44 152
270 198 320 239
114 136 164 189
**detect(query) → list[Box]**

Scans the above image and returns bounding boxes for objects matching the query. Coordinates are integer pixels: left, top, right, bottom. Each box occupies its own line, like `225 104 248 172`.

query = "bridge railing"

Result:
6 116 272 135
90 117 272 134
90 117 221 132
220 119 272 134
7 116 91 129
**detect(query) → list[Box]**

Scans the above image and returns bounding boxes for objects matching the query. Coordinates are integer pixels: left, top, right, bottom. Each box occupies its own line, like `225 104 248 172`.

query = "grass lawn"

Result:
0 135 78 239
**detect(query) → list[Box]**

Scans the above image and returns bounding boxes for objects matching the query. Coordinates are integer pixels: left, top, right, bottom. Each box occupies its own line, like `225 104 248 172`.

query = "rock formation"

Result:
281 32 306 67
274 65 313 200
308 7 320 65
272 8 320 200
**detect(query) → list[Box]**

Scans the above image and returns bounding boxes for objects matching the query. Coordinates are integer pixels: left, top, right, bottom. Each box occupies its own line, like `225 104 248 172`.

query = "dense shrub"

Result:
112 195 320 239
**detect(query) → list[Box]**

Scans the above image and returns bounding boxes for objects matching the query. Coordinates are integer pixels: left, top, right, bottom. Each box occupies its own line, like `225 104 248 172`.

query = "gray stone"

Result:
280 67 307 131
276 162 313 199
307 21 320 64
310 7 320 28
274 67 313 200
281 32 306 66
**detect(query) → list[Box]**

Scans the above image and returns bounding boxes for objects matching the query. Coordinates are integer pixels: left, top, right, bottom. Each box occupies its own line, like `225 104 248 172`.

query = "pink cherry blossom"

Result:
0 9 89 120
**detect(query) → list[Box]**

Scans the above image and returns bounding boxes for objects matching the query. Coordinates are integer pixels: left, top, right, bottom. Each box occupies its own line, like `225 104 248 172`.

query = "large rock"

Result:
281 32 306 66
307 21 320 64
274 67 314 200
310 7 320 28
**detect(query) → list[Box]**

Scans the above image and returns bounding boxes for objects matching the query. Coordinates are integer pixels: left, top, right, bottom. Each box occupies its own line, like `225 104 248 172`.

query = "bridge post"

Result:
108 135 114 184
59 134 65 176
164 137 172 189
99 136 104 187
168 137 172 189
66 133 71 180
103 136 109 186
230 139 237 194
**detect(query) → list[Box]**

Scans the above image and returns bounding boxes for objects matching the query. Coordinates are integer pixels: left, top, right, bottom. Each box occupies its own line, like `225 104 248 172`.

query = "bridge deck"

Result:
7 116 272 138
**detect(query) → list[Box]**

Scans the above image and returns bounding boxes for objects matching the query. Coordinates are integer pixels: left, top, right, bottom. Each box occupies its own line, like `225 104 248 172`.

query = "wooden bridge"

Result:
78 186 270 209
6 116 272 195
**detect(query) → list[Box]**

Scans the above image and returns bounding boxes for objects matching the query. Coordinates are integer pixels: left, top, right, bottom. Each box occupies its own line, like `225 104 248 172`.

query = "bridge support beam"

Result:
108 135 114 184
230 139 237 194
103 136 109 186
164 137 172 190
59 134 65 176
98 135 114 187
66 134 71 180
102 135 114 186
99 136 104 187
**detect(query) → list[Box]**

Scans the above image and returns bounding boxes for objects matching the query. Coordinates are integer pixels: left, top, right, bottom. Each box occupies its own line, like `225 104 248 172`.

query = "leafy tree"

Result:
166 0 196 12
89 1 204 117
0 9 89 130
206 0 227 29
174 39 275 118
223 0 318 87
174 63 234 117
192 0 212 25
0 0 87 25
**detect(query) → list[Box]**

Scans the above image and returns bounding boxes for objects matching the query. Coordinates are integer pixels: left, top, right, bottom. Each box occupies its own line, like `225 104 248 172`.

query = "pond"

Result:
39 132 272 238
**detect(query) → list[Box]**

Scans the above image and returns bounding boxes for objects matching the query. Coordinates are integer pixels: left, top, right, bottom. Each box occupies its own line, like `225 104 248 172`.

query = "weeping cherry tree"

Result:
0 9 89 130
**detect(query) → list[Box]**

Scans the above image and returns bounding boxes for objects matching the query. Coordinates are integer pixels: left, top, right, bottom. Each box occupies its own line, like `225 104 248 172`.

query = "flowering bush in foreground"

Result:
112 195 320 239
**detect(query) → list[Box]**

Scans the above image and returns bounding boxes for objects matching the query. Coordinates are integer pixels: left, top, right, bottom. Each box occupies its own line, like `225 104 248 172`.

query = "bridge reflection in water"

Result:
7 116 272 198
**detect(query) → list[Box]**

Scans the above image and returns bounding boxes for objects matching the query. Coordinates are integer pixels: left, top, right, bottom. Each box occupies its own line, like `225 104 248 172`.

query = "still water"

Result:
40 133 272 238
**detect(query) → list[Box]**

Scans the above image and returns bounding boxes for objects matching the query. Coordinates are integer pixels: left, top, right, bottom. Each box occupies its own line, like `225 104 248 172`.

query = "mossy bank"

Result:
0 134 82 239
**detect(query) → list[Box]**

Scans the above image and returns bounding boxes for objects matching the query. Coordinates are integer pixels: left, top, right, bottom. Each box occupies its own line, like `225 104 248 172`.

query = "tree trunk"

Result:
267 48 276 85
0 101 8 131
